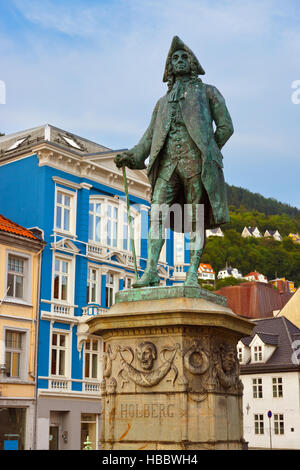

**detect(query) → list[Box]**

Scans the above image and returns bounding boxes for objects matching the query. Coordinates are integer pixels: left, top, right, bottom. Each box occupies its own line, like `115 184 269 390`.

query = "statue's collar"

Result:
168 77 191 103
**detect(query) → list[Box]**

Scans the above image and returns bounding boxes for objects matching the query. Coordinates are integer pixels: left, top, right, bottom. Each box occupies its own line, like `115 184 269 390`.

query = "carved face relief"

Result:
221 346 237 374
137 342 157 371
171 49 191 76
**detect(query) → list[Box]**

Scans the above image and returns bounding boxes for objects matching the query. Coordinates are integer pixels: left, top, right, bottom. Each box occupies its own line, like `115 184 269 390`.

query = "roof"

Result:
215 281 292 319
0 214 38 240
245 271 266 279
277 288 300 328
241 316 300 368
199 263 214 272
254 332 279 346
0 124 111 158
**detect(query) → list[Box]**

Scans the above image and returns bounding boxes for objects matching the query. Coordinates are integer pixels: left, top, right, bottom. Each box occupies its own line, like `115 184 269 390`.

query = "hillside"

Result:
226 184 300 218
201 187 300 287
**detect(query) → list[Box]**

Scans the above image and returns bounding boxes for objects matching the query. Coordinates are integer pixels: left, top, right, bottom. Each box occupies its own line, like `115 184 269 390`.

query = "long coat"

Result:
130 79 234 229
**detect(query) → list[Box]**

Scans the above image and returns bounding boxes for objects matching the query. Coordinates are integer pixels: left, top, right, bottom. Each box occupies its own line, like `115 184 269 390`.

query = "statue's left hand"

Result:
114 151 136 169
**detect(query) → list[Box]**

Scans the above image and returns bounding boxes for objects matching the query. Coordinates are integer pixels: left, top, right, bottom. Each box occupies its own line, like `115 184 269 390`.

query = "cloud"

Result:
1 0 300 207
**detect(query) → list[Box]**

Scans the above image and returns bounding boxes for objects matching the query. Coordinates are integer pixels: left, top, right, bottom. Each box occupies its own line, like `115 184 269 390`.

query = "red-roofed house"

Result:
244 271 268 283
198 263 215 284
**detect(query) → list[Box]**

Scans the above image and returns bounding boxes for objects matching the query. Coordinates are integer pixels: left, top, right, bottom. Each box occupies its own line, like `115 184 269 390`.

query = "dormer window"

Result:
237 347 243 363
254 345 263 362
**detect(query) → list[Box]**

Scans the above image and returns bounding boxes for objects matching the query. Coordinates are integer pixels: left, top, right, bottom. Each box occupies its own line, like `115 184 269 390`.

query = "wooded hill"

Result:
201 185 300 287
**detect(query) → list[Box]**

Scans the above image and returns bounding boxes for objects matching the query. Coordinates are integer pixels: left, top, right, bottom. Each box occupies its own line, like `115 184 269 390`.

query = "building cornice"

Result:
240 363 300 374
34 144 151 201
0 231 46 252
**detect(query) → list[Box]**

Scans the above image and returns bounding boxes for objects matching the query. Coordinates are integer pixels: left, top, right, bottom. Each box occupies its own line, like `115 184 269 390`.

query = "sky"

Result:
0 0 300 208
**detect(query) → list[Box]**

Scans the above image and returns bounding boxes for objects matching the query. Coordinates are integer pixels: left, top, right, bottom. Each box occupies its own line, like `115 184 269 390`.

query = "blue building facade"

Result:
0 125 189 449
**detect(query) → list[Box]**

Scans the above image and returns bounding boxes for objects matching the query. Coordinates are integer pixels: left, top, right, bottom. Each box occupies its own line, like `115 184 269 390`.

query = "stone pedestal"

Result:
86 286 254 450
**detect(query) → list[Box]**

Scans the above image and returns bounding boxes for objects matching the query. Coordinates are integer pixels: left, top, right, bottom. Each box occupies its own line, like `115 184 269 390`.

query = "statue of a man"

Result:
115 36 234 288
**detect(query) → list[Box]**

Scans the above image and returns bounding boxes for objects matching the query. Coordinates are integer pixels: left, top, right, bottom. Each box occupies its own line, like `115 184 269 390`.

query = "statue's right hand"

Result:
114 152 135 169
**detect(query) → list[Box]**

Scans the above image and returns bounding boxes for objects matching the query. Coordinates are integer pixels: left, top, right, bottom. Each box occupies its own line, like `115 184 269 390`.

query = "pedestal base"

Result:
86 287 254 450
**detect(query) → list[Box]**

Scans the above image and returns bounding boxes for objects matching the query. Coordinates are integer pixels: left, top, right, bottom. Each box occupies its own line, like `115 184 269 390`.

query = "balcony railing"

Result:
84 381 100 393
52 303 73 316
50 378 70 391
82 304 109 316
87 242 140 267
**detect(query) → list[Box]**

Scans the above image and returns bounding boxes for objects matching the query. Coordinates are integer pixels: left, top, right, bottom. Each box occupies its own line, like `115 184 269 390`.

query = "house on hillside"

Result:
269 278 296 294
264 230 282 242
244 271 268 283
238 316 300 449
205 228 224 238
198 263 215 284
288 233 300 244
242 227 262 238
217 266 243 280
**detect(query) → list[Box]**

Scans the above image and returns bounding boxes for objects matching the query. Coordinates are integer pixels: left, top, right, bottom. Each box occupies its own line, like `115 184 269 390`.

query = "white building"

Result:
198 263 215 284
217 266 243 280
238 317 300 449
206 228 224 238
264 230 282 242
242 227 262 238
244 271 268 283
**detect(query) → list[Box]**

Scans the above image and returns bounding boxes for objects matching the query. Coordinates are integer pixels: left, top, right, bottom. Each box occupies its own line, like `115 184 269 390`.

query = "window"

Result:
81 414 98 450
84 339 100 379
87 267 98 304
88 197 140 255
5 330 23 378
106 204 118 248
89 202 102 243
253 345 263 362
106 273 115 307
55 189 75 234
123 211 135 251
174 232 184 264
51 332 67 376
7 255 26 299
274 414 284 435
253 378 263 398
254 414 264 435
272 377 283 398
237 347 243 363
53 258 70 302
124 277 133 290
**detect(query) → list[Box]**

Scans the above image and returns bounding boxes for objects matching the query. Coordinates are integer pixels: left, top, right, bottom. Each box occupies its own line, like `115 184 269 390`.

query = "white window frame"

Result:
274 414 284 435
174 232 185 265
54 185 77 236
2 327 29 381
106 272 117 308
51 253 75 307
50 330 70 378
87 264 101 304
88 196 140 256
252 377 263 398
124 275 134 290
237 347 243 363
253 344 263 362
254 414 264 435
272 377 283 398
5 250 32 305
83 337 101 381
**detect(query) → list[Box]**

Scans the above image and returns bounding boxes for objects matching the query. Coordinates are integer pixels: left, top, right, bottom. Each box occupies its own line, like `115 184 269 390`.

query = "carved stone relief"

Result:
213 343 243 394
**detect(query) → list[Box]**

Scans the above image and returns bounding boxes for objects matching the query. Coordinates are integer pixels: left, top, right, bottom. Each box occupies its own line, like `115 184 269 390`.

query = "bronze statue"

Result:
115 36 233 288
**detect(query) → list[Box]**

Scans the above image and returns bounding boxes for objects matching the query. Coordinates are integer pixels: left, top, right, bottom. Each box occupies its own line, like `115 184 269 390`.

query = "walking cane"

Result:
122 166 139 281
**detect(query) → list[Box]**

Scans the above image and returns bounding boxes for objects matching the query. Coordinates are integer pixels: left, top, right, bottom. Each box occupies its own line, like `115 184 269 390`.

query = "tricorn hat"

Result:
162 36 205 82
